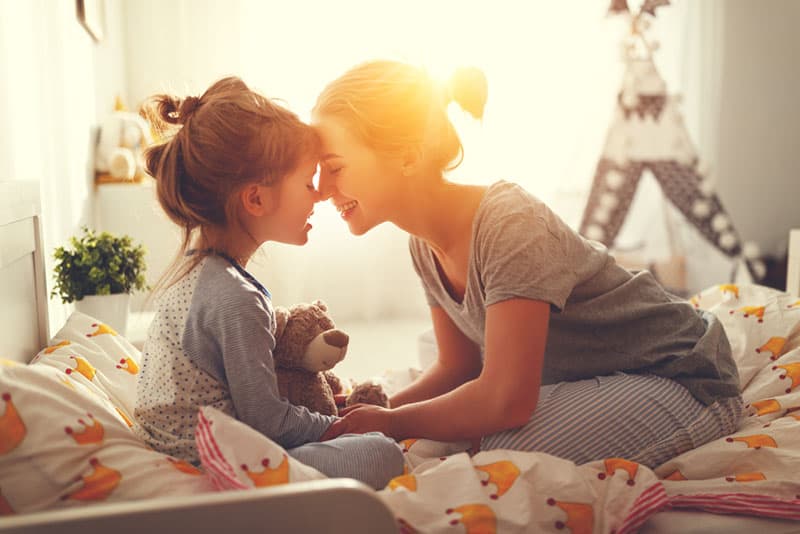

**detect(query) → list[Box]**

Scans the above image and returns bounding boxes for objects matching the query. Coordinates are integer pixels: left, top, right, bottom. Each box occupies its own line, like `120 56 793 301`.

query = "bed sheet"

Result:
372 283 800 533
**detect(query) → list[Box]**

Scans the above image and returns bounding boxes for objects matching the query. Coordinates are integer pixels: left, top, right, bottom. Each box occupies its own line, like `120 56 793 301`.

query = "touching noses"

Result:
317 172 336 201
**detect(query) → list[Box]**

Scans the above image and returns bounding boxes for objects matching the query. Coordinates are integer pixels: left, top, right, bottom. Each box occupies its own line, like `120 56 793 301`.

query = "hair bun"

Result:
446 67 488 119
178 96 201 123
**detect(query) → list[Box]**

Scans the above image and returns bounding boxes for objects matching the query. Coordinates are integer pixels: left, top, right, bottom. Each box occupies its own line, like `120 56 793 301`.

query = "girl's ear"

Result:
239 184 276 216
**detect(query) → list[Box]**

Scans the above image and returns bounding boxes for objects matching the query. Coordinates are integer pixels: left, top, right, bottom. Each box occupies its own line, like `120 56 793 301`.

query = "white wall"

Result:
0 0 128 332
714 1 800 257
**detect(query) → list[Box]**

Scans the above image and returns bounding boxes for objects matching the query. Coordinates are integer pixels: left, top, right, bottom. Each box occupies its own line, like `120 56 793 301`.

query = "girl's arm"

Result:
325 298 549 441
389 306 482 408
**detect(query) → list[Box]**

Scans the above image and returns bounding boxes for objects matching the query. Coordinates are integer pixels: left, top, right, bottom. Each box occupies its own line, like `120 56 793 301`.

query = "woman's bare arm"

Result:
389 306 482 408
325 299 549 442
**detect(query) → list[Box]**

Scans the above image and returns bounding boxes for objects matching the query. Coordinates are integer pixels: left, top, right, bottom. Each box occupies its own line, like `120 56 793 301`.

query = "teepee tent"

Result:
578 0 765 284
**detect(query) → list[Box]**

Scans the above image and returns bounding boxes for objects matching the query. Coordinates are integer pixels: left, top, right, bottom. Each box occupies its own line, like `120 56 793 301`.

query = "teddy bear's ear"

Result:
313 299 328 312
274 306 289 341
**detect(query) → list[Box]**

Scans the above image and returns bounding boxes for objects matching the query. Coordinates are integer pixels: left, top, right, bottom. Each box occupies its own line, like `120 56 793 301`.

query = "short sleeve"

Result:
476 196 580 311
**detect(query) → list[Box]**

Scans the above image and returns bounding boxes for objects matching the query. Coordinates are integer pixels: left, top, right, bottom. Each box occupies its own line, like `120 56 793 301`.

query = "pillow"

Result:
0 360 213 515
691 283 800 390
195 406 326 491
0 311 215 515
31 311 141 421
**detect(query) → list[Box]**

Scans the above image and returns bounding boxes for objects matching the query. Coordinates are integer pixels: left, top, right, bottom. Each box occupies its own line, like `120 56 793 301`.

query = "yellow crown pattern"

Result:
87 323 118 337
65 413 104 445
446 503 497 534
61 457 122 501
241 455 290 487
0 393 25 455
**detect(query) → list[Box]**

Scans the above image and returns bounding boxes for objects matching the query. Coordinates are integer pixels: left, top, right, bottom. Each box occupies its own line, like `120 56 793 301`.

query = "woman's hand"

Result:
321 404 394 441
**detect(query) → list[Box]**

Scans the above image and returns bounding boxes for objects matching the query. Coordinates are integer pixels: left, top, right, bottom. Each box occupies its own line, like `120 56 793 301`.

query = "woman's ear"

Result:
400 146 424 177
239 184 276 216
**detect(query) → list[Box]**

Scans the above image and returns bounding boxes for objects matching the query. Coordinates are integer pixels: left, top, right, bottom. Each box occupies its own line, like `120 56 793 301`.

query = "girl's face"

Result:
314 115 402 235
263 155 320 245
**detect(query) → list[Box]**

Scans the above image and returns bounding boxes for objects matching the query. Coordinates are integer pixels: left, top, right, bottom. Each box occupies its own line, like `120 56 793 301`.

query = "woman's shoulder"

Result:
474 180 553 230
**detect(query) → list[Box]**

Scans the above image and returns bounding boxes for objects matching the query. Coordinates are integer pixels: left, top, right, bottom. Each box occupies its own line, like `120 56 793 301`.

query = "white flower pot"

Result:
74 293 131 334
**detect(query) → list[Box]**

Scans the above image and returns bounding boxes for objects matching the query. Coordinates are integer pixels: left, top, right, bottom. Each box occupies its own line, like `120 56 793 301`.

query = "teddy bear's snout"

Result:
323 330 349 348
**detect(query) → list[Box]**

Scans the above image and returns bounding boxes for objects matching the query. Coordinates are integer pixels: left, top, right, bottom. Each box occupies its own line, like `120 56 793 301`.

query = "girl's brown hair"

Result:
313 60 487 173
140 76 318 293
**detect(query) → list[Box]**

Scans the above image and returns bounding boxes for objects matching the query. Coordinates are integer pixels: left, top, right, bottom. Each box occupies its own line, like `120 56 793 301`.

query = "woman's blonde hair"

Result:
313 60 487 173
140 76 318 292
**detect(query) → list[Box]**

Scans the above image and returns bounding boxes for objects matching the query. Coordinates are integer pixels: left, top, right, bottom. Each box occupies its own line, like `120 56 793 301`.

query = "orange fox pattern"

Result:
546 498 593 534
0 393 25 455
61 457 122 501
241 455 290 487
474 460 521 499
65 413 104 445
446 504 496 534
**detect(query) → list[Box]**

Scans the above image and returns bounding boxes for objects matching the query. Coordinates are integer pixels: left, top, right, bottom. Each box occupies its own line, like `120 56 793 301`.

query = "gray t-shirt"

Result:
409 180 739 406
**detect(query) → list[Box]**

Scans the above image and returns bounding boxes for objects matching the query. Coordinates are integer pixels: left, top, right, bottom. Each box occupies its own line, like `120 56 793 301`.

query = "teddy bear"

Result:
273 300 388 416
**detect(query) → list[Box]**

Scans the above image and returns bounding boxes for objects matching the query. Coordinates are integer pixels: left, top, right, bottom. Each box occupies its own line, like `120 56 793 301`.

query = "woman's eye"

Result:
328 167 342 176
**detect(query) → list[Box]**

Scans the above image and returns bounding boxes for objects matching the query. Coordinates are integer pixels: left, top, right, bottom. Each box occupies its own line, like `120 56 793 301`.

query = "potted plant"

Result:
52 227 147 333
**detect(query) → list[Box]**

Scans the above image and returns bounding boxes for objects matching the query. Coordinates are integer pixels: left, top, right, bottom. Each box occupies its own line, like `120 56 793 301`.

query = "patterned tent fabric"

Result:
580 5 764 281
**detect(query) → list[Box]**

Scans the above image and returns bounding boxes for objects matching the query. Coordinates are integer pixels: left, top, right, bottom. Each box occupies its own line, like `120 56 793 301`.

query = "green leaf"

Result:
50 226 148 304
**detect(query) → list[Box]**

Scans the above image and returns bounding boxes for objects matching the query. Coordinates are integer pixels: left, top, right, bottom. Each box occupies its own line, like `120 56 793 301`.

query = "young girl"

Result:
312 61 744 468
134 77 403 489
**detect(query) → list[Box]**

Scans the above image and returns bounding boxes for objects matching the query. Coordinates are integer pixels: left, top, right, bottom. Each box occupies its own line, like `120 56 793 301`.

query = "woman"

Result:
313 60 743 467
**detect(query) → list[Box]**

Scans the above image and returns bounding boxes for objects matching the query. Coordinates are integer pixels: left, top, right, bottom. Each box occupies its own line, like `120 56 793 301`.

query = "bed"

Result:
0 181 799 533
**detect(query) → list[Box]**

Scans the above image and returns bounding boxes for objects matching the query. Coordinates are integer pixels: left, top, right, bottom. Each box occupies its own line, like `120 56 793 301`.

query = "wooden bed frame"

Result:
0 180 798 533
0 182 398 534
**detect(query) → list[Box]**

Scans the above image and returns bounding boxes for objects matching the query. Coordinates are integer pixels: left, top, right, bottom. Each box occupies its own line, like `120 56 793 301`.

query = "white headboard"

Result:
0 181 49 363
788 229 800 298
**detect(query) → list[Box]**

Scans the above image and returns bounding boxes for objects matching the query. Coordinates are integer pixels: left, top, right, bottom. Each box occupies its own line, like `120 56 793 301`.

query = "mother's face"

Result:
314 115 401 236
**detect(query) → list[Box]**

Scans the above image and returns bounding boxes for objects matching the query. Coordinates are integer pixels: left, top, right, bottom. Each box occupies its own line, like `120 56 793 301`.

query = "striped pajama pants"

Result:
480 372 745 468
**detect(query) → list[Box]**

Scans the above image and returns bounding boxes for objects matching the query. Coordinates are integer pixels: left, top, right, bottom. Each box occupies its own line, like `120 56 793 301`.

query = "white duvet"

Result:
376 284 800 533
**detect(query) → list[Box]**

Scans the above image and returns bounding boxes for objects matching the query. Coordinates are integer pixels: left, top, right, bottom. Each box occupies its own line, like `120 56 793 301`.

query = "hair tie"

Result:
178 96 201 123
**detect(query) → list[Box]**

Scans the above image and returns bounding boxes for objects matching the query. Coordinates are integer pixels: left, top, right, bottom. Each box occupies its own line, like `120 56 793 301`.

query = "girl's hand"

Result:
321 404 394 441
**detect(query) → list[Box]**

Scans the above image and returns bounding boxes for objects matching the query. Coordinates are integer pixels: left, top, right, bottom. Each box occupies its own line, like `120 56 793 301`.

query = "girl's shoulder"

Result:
192 256 272 313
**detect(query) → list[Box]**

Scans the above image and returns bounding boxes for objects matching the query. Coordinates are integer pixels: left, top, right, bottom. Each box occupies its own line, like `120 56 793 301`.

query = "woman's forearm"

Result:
390 361 474 408
390 377 535 441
